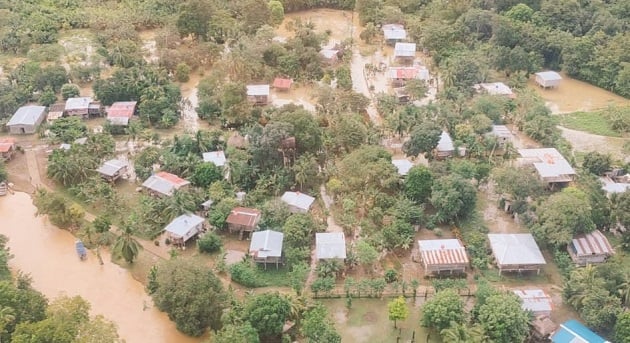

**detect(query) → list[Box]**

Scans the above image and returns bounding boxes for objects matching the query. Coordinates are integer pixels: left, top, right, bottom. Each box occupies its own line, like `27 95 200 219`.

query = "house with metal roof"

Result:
382 24 407 45
202 151 226 167
0 138 16 161
316 233 346 260
97 159 128 182
281 191 315 214
435 131 455 159
226 207 261 239
488 233 546 274
106 101 137 126
319 49 339 65
142 171 190 197
388 66 430 87
246 85 270 105
394 42 416 60
518 148 576 186
392 159 413 176
535 71 562 89
488 125 514 147
273 78 293 91
418 239 469 276
7 105 47 134
47 103 65 122
552 320 610 343
65 97 92 117
568 230 614 266
164 214 205 246
513 289 553 317
250 230 284 269
474 82 515 98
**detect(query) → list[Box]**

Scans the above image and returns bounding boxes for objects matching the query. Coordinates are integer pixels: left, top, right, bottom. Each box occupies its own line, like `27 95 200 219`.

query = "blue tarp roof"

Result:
551 320 609 343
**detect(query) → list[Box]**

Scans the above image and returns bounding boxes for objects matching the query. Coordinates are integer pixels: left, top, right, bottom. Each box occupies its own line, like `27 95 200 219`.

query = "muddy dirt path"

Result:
0 192 201 343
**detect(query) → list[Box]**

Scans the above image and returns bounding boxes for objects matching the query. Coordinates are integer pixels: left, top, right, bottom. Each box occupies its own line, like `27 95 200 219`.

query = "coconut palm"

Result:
113 217 143 263
441 322 471 343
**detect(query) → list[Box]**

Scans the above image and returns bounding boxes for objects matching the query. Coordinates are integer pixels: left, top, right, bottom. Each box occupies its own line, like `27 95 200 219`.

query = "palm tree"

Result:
0 305 15 342
441 322 471 343
113 218 143 263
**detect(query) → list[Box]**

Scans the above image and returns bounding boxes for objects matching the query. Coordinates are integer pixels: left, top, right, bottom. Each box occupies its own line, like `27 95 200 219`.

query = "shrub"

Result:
175 63 191 82
384 269 399 283
229 261 265 287
61 83 80 100
197 232 223 253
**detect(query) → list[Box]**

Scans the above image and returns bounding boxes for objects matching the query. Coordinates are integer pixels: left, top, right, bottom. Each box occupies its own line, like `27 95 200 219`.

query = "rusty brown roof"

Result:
226 207 261 228
571 230 614 257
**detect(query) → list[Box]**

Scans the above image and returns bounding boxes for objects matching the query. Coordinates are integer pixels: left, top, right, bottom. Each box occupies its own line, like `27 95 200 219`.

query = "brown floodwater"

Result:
0 192 201 343
528 73 629 114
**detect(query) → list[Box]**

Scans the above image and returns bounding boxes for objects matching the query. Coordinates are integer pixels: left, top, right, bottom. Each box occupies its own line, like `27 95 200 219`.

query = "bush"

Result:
175 63 191 82
229 261 265 287
197 232 223 253
384 269 398 283
61 84 80 100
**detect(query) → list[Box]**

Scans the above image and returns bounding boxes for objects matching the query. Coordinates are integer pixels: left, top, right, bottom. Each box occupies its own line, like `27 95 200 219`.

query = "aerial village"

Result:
0 1 629 343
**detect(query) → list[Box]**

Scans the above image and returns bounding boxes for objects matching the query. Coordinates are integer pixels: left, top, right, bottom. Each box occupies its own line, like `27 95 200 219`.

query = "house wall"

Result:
9 123 36 134
568 245 608 266
66 109 89 117
288 205 307 214
423 262 467 275
497 263 544 274
536 76 560 88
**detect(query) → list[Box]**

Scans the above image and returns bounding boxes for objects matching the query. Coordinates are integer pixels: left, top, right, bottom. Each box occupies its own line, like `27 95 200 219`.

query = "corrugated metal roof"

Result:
518 148 576 179
0 138 15 153
436 131 454 152
142 172 189 196
226 207 261 228
65 97 92 110
246 84 270 96
392 159 413 176
394 42 416 57
571 230 614 257
316 233 346 259
107 101 137 119
513 289 553 315
418 239 468 265
250 230 284 258
202 151 226 166
491 125 513 138
488 233 546 266
164 214 204 239
536 71 562 81
8 105 46 126
478 82 513 96
281 191 315 211
319 49 338 59
382 24 407 40
273 78 293 89
551 320 609 343
97 159 127 177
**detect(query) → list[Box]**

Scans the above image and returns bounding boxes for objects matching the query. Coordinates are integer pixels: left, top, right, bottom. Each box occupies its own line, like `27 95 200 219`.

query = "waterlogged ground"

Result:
0 192 202 343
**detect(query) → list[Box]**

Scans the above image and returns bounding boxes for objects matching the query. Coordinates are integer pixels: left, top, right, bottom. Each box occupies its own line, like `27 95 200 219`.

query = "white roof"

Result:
394 42 416 57
316 233 346 259
281 191 315 211
7 106 46 126
65 97 92 110
392 159 413 176
436 131 454 152
488 234 546 266
513 289 553 314
477 82 513 96
97 159 127 177
491 125 514 139
246 85 270 97
202 151 226 167
600 177 630 194
164 214 204 238
418 239 468 265
250 230 284 258
320 49 338 59
382 24 407 40
518 148 576 179
535 71 562 81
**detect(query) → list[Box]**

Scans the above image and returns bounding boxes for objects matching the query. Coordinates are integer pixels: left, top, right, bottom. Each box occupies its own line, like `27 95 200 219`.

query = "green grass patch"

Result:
229 261 292 288
555 111 622 137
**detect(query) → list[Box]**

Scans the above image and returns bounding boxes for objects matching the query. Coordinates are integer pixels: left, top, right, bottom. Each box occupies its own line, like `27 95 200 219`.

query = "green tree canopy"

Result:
388 296 409 328
421 289 465 331
244 292 291 340
404 165 434 204
477 293 530 343
402 123 442 158
430 175 477 223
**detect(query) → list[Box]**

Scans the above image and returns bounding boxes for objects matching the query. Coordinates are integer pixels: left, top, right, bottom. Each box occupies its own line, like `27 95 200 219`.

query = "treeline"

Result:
355 0 630 97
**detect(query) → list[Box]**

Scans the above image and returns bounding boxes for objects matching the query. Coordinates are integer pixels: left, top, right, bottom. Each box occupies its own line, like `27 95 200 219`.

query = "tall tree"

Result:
112 217 142 264
244 292 291 340
402 123 442 158
388 296 409 328
477 293 530 343
421 289 465 331
404 166 434 203
430 175 477 223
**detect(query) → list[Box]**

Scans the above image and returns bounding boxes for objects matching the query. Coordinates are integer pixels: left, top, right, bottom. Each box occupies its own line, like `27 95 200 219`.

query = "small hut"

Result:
249 230 284 269
535 71 562 89
568 230 614 266
226 207 261 239
382 24 407 45
65 97 92 118
106 101 137 126
315 233 346 261
551 320 609 343
202 151 227 167
394 42 416 62
0 138 16 161
418 239 469 276
281 191 315 213
392 159 413 177
489 125 514 147
513 289 553 317
142 171 190 197
435 131 455 159
47 103 66 122
272 78 293 91
164 214 205 246
246 85 270 105
488 233 546 275
319 49 339 65
96 159 128 182
474 82 515 98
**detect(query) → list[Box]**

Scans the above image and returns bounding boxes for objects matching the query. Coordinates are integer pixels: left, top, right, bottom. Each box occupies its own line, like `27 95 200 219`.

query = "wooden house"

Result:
319 49 339 65
0 138 16 161
281 191 315 214
142 171 190 197
164 214 205 246
435 131 455 159
106 101 137 126
388 66 429 87
418 239 469 276
518 148 576 186
393 42 416 63
246 85 270 105
513 289 553 317
7 105 47 134
226 207 261 239
535 71 562 89
249 230 284 269
382 24 406 45
272 78 293 91
97 159 128 182
488 234 546 275
47 103 66 122
65 97 92 118
488 125 514 147
568 230 614 266
315 232 346 261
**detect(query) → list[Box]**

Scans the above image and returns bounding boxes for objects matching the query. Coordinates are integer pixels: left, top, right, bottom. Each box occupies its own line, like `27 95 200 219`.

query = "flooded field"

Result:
322 297 440 343
528 73 629 114
0 192 201 343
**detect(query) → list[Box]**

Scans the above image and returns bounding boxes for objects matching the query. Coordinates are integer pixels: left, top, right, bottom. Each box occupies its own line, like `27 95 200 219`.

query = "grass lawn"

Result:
555 111 622 137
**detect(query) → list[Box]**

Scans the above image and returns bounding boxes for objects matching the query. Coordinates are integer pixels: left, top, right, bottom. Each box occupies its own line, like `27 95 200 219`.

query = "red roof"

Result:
155 171 189 186
0 138 16 153
273 78 293 90
391 67 418 79
107 101 137 118
226 207 261 228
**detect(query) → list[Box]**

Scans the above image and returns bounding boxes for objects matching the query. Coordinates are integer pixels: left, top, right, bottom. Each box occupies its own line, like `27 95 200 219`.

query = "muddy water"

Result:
0 192 201 343
528 73 629 114
271 85 316 112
